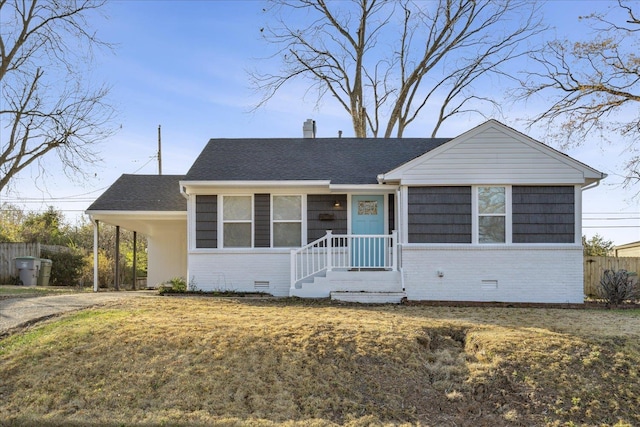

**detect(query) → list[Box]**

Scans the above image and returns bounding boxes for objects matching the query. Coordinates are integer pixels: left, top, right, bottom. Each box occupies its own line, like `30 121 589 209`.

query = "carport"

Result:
85 174 187 291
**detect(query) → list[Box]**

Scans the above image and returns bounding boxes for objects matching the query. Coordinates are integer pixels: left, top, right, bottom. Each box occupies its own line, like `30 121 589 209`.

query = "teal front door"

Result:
351 195 385 268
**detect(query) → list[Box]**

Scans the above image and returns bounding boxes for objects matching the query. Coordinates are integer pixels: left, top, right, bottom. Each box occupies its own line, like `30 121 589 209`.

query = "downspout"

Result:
396 186 405 292
379 173 406 294
180 185 189 290
579 174 607 245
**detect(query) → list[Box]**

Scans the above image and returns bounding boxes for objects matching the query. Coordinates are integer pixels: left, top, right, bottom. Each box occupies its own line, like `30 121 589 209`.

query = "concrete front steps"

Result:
290 270 404 303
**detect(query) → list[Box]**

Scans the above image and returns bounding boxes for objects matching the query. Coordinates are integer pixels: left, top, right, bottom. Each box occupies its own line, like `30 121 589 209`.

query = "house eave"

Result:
180 180 398 194
329 183 398 193
85 210 186 234
86 210 187 220
181 180 332 192
583 174 607 188
613 241 640 250
392 177 606 186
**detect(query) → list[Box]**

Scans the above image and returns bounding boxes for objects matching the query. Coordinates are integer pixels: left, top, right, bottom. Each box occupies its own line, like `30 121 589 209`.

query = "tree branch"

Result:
0 0 114 192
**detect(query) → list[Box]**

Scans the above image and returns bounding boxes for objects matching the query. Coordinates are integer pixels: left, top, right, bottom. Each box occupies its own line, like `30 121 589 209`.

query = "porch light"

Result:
334 200 341 207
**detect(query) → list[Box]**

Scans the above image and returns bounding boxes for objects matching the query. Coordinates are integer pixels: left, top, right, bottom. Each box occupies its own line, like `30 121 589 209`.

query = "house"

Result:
613 241 640 257
86 120 605 303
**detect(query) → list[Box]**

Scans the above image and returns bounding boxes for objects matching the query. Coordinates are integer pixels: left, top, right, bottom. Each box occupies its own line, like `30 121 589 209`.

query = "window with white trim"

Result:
223 195 252 247
477 186 507 243
272 195 302 247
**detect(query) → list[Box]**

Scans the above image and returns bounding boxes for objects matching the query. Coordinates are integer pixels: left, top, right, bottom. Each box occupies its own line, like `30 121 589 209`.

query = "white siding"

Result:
388 125 589 185
188 250 291 296
402 245 584 303
147 221 187 287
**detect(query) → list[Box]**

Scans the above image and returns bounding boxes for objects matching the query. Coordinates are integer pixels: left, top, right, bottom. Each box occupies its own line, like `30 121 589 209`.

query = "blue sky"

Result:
2 0 639 245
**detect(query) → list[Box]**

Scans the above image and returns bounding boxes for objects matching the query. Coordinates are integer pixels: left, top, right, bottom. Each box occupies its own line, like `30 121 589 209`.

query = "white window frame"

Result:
472 186 512 244
271 194 305 247
221 194 254 248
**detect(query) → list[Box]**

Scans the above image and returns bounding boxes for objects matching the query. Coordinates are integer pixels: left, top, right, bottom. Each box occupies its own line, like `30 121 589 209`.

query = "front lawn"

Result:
1 297 638 426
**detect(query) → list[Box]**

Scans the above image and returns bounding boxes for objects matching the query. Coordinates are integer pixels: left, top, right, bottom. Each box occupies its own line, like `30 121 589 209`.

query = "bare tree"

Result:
518 1 640 188
0 0 114 192
252 0 545 138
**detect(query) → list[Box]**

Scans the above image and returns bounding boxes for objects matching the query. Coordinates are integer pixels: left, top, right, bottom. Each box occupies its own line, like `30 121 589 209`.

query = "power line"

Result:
583 213 640 215
583 218 640 221
0 153 159 206
583 225 640 228
1 187 110 203
132 155 158 174
2 199 96 204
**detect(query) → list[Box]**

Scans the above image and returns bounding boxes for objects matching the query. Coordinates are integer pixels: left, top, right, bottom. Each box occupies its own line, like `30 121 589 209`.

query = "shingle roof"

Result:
184 138 451 184
86 174 186 212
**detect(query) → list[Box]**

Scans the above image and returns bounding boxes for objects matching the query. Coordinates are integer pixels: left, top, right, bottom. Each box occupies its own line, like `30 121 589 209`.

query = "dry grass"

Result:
1 297 639 426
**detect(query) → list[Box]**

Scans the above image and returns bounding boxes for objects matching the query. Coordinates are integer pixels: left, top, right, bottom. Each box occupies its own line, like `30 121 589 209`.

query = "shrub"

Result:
41 249 86 286
599 269 638 305
80 250 115 288
162 277 187 293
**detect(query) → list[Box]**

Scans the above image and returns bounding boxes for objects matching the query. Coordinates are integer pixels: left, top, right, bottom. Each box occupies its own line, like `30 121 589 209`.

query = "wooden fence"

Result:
584 256 640 298
0 243 72 283
0 242 41 283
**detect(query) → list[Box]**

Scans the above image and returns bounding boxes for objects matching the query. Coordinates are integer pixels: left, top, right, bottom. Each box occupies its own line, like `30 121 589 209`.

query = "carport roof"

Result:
86 174 186 212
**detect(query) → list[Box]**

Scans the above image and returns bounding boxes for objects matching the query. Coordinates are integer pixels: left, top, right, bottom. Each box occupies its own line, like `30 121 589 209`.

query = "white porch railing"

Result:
290 230 397 288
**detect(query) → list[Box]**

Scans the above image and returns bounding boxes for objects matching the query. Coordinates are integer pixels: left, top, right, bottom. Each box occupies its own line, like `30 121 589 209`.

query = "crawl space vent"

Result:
254 281 270 290
481 280 498 290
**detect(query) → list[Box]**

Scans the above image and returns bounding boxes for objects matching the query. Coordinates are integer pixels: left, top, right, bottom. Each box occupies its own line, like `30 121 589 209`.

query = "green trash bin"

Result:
38 259 53 286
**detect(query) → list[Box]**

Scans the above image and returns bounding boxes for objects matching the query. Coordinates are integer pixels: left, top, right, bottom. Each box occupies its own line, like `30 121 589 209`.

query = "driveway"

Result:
0 292 150 335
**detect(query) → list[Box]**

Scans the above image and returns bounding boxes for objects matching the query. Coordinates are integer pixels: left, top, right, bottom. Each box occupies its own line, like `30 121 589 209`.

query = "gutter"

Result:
582 172 607 192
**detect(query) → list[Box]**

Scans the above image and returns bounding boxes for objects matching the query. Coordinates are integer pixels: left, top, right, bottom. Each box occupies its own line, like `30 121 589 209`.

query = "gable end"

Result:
381 120 604 186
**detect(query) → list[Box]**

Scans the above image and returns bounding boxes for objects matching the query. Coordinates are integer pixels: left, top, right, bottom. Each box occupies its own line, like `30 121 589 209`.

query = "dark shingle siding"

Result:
254 194 271 248
408 187 472 243
196 195 217 248
307 194 347 243
184 138 451 184
512 186 575 243
86 174 186 212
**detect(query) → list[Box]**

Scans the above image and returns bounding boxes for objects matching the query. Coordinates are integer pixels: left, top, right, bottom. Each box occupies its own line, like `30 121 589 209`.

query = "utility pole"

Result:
158 125 162 175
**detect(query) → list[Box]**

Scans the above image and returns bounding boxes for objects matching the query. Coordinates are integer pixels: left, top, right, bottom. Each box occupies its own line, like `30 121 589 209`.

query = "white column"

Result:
93 220 99 292
391 230 398 271
399 186 409 244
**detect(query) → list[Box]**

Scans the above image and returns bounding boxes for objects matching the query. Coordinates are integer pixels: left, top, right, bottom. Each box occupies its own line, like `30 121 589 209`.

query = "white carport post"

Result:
93 219 99 292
